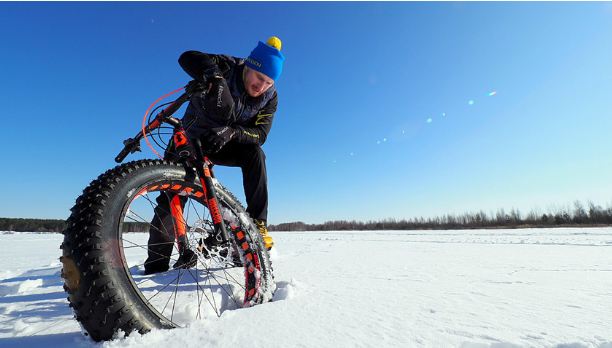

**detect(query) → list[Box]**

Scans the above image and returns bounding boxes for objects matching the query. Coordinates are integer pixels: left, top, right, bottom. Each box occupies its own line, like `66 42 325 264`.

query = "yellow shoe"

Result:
254 219 274 251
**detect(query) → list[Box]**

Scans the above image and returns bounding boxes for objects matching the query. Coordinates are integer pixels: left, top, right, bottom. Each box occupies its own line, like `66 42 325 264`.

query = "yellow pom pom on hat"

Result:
246 36 285 81
266 36 282 50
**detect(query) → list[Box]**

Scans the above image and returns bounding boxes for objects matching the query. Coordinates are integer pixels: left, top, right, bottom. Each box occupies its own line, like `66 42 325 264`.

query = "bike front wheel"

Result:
60 159 275 341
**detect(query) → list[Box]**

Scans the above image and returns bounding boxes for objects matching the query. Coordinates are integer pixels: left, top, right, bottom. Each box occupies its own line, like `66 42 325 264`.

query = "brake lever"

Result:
115 137 141 163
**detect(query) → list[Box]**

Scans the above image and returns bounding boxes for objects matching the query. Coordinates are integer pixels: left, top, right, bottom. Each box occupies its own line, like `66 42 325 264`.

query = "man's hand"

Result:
202 126 236 153
202 65 222 85
193 65 223 94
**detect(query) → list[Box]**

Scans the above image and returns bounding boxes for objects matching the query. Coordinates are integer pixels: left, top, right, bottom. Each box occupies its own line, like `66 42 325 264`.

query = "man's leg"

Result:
208 143 268 221
240 145 268 222
144 192 196 273
144 193 176 274
208 143 273 249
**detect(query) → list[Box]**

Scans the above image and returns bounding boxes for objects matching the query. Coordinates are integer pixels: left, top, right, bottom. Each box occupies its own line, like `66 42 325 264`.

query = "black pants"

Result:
208 142 268 222
144 142 268 269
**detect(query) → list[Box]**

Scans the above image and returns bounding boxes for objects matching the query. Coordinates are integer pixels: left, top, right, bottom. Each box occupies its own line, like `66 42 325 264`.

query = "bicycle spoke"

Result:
196 257 242 309
121 238 178 265
220 264 246 292
145 273 181 304
194 258 222 314
193 254 202 320
169 267 185 322
124 216 166 239
141 193 173 239
182 266 221 318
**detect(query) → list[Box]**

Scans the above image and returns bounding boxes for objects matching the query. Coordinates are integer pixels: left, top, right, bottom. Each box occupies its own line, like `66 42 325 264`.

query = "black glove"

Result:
197 63 228 104
184 80 206 95
202 65 222 85
202 126 236 153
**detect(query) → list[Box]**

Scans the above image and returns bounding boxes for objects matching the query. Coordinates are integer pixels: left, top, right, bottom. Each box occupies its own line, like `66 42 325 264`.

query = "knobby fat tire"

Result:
60 159 274 341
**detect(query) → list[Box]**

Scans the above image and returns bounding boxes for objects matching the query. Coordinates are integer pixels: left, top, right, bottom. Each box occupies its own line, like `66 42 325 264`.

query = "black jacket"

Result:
178 51 278 146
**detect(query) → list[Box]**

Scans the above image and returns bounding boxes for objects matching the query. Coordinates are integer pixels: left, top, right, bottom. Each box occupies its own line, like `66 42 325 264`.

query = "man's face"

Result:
244 67 274 97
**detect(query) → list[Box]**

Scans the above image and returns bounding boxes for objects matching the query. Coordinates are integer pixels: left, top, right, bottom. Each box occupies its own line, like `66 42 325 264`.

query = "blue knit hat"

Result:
245 37 285 81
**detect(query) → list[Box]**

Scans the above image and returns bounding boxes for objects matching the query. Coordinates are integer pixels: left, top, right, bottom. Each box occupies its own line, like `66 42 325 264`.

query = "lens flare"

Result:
488 91 497 96
468 100 475 105
427 118 433 123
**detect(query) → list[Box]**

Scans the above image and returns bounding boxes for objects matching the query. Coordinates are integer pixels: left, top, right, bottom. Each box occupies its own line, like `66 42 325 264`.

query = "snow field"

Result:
0 228 611 347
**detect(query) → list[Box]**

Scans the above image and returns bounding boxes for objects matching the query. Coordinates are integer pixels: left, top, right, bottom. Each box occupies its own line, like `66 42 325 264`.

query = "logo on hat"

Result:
245 57 262 68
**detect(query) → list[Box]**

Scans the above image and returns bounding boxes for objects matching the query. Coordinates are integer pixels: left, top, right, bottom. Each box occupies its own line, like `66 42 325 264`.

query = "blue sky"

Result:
1 2 611 224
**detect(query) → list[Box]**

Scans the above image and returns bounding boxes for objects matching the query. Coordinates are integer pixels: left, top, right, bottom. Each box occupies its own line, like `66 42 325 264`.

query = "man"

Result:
144 37 285 274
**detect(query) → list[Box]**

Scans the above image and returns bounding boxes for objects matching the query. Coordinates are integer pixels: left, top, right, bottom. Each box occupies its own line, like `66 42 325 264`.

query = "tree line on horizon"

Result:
268 200 612 231
1 200 611 233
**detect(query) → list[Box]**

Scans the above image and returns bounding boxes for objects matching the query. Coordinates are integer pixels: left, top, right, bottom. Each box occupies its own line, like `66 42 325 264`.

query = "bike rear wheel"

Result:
60 160 274 341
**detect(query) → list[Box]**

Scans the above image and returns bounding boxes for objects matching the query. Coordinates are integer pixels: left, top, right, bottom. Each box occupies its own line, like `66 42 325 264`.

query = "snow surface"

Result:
0 228 611 347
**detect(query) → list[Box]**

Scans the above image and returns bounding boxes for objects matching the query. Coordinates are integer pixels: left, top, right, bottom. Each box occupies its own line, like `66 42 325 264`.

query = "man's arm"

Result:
178 51 235 80
233 93 278 146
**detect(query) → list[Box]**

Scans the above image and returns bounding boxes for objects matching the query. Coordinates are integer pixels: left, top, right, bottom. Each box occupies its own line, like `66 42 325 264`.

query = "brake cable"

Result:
141 86 185 159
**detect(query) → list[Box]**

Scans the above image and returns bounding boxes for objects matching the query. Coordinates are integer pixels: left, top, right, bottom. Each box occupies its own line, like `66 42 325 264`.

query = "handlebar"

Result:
115 135 142 163
114 80 206 163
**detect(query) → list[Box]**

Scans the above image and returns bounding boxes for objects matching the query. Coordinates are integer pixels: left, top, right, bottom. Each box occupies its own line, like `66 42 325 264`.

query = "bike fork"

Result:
169 195 189 252
196 161 230 245
166 162 230 254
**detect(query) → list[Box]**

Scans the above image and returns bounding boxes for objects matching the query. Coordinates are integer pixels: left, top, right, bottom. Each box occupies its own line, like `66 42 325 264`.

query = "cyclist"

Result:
144 37 285 274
